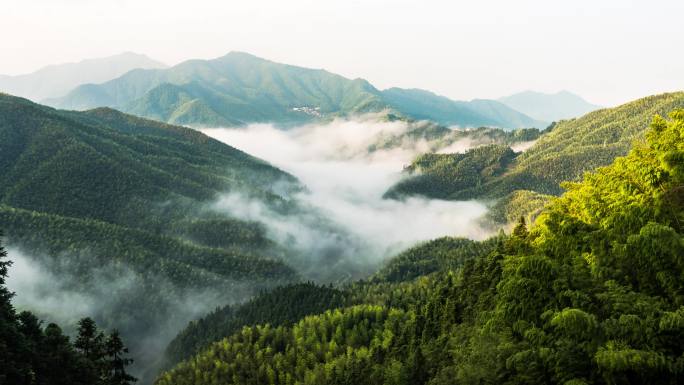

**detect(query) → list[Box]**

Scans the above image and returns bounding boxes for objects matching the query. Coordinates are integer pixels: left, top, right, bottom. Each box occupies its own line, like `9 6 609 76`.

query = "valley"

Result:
1 3 682 382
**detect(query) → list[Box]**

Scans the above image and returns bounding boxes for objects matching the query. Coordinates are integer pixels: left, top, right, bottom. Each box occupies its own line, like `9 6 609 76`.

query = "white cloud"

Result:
202 117 492 281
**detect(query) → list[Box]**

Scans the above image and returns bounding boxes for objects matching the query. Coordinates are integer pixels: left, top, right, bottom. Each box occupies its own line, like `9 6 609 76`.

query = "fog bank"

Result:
202 117 493 280
5 247 256 384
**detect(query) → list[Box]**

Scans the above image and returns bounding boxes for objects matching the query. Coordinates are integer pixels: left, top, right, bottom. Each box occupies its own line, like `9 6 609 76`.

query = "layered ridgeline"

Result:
156 109 684 385
0 93 301 381
46 52 543 129
387 92 684 203
0 52 166 102
498 90 601 122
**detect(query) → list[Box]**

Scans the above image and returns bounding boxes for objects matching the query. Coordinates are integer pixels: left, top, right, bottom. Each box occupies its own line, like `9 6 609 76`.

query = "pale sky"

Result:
1 0 682 106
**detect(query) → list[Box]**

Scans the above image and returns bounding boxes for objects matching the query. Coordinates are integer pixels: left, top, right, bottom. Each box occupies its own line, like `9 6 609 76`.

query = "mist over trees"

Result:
0 233 136 385
156 110 684 384
1 47 682 385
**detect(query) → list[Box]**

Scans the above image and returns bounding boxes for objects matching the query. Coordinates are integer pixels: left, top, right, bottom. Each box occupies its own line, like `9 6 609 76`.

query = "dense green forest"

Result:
387 92 684 202
156 109 684 384
483 189 553 228
384 144 518 200
0 234 137 385
163 283 350 369
0 93 305 381
46 52 542 129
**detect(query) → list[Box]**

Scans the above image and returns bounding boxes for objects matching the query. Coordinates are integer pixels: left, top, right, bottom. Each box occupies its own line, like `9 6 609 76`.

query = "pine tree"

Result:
0 231 32 384
75 317 107 384
105 329 137 385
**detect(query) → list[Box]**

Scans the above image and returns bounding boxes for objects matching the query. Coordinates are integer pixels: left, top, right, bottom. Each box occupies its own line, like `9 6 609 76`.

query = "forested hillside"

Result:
46 52 542 129
156 109 684 384
163 283 349 369
0 93 302 381
386 92 684 201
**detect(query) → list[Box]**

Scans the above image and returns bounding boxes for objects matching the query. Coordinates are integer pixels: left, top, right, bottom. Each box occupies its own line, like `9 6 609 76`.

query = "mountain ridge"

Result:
498 89 601 122
47 51 544 129
0 52 166 102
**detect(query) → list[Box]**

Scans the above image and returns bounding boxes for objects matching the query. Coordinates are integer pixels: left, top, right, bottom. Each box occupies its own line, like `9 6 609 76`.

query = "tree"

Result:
105 330 137 385
74 317 106 384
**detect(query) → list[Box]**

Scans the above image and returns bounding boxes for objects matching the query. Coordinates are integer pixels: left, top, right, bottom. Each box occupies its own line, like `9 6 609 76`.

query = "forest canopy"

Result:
156 109 684 385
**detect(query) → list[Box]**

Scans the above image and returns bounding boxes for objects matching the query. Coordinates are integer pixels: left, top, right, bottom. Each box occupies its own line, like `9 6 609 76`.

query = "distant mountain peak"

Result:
45 54 545 129
0 52 167 102
498 90 601 122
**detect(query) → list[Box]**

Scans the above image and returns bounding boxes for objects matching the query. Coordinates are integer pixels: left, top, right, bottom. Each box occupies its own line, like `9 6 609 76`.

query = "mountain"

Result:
386 91 684 201
498 90 601 122
46 52 386 126
47 52 544 129
156 106 684 385
0 93 301 381
380 88 547 129
0 52 166 102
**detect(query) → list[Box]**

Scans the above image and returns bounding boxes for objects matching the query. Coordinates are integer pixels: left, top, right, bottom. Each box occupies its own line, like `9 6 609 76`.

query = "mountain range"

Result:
45 52 546 129
498 90 601 122
0 52 166 102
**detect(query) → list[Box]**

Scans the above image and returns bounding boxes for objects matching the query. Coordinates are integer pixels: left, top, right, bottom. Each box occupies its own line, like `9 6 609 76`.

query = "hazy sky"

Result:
1 0 682 106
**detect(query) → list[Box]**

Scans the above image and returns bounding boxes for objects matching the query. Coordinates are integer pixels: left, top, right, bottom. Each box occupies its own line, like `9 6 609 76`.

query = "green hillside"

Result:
384 144 518 199
155 109 684 385
47 52 542 129
163 283 349 369
386 92 684 201
46 52 386 126
0 93 297 230
0 93 301 382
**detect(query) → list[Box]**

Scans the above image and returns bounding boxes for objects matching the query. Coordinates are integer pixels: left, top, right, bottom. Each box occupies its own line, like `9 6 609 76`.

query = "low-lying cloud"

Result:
202 116 493 281
5 247 256 384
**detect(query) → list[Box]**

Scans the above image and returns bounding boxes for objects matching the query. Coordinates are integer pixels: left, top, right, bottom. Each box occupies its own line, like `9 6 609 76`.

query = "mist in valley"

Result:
3 116 506 383
4 247 262 383
202 116 494 281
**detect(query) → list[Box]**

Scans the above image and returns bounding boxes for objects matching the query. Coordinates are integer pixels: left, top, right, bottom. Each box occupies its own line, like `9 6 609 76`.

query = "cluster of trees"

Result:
384 144 517 199
0 234 135 385
156 109 684 384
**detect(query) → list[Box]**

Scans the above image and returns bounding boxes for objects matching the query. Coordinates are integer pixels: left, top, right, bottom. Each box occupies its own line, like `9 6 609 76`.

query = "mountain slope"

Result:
48 52 544 129
381 88 546 129
0 93 296 226
47 52 387 126
0 52 166 102
386 91 684 200
498 90 601 122
0 93 301 381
